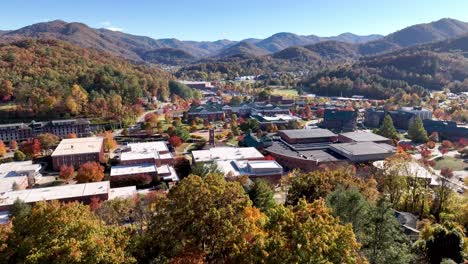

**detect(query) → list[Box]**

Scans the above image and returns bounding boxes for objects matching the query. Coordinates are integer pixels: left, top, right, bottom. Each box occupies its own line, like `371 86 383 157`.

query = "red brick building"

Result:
51 137 105 170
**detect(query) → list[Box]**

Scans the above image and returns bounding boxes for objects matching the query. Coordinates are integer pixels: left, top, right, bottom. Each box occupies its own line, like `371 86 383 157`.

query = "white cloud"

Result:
106 26 124 32
99 21 123 31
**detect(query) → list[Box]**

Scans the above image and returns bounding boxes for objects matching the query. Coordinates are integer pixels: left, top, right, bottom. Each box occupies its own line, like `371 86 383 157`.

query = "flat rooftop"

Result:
279 128 337 139
265 142 343 162
216 160 283 177
340 131 390 142
330 142 395 156
0 181 110 207
51 137 103 156
192 147 264 162
120 141 169 162
0 161 42 192
110 163 157 177
109 186 137 200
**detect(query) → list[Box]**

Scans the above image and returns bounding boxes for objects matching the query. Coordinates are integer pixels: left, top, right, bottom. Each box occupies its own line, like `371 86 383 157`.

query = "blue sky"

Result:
1 0 468 41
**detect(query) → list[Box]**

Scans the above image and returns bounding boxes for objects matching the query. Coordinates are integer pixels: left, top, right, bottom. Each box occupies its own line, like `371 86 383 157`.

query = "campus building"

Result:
0 119 92 142
321 109 357 132
217 160 284 183
364 107 432 130
111 141 179 185
0 181 136 211
423 119 468 141
0 161 42 192
51 137 105 170
191 147 265 163
264 129 395 172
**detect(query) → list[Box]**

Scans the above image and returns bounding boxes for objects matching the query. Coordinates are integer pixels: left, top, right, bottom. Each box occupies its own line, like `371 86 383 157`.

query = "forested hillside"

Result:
0 39 172 123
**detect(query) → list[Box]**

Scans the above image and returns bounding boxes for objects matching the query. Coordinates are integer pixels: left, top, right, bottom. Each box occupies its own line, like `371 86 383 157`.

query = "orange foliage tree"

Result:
76 162 104 183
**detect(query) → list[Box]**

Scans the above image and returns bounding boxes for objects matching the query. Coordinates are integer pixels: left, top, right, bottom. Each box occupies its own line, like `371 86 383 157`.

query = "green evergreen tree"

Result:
9 198 31 219
361 198 413 264
326 186 370 239
247 179 276 212
408 116 428 143
377 115 398 139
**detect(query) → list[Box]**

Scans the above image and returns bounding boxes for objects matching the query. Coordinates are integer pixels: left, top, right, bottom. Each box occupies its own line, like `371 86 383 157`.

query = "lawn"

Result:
0 103 16 111
271 88 298 98
433 156 467 171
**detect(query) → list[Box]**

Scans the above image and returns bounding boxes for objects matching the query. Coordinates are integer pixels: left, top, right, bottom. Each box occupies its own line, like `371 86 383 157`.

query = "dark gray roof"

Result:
339 131 390 142
265 142 343 162
329 142 395 156
279 128 336 139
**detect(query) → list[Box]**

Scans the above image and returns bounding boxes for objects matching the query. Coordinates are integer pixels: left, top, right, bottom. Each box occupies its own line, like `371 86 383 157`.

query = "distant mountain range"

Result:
1 18 468 65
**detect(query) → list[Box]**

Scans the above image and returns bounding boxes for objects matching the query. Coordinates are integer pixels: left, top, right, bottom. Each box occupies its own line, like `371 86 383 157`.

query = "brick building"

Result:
0 119 91 143
51 137 105 170
0 181 136 211
321 109 357 132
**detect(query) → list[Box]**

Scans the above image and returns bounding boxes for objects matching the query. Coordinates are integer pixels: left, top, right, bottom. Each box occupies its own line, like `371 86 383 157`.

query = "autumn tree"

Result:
13 150 26 161
19 139 41 158
102 131 117 152
137 174 266 263
36 133 60 150
261 199 363 263
9 140 17 150
144 112 159 126
0 201 135 263
377 115 398 139
408 116 428 143
174 126 190 142
59 164 75 182
286 167 377 205
0 140 6 157
173 157 191 180
67 133 78 138
0 79 13 101
169 135 182 147
95 198 136 226
76 162 104 183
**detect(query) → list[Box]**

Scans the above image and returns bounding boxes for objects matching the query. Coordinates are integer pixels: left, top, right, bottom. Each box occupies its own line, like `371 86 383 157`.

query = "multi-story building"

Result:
264 129 395 172
0 119 91 142
0 123 33 142
321 109 357 132
111 141 178 185
187 102 291 121
364 107 432 130
51 137 105 170
423 119 468 141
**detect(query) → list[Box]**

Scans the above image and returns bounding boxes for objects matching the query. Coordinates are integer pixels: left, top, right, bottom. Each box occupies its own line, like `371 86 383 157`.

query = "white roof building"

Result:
0 181 109 209
120 141 171 163
51 137 103 157
192 147 264 163
216 160 283 178
0 161 42 192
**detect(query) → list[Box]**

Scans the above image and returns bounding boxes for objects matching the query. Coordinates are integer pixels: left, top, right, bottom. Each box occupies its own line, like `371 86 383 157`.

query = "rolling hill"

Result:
359 18 468 55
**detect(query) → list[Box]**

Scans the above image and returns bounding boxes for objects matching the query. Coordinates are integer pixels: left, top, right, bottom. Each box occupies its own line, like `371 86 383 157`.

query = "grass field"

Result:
271 88 298 98
0 103 16 111
434 156 467 171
